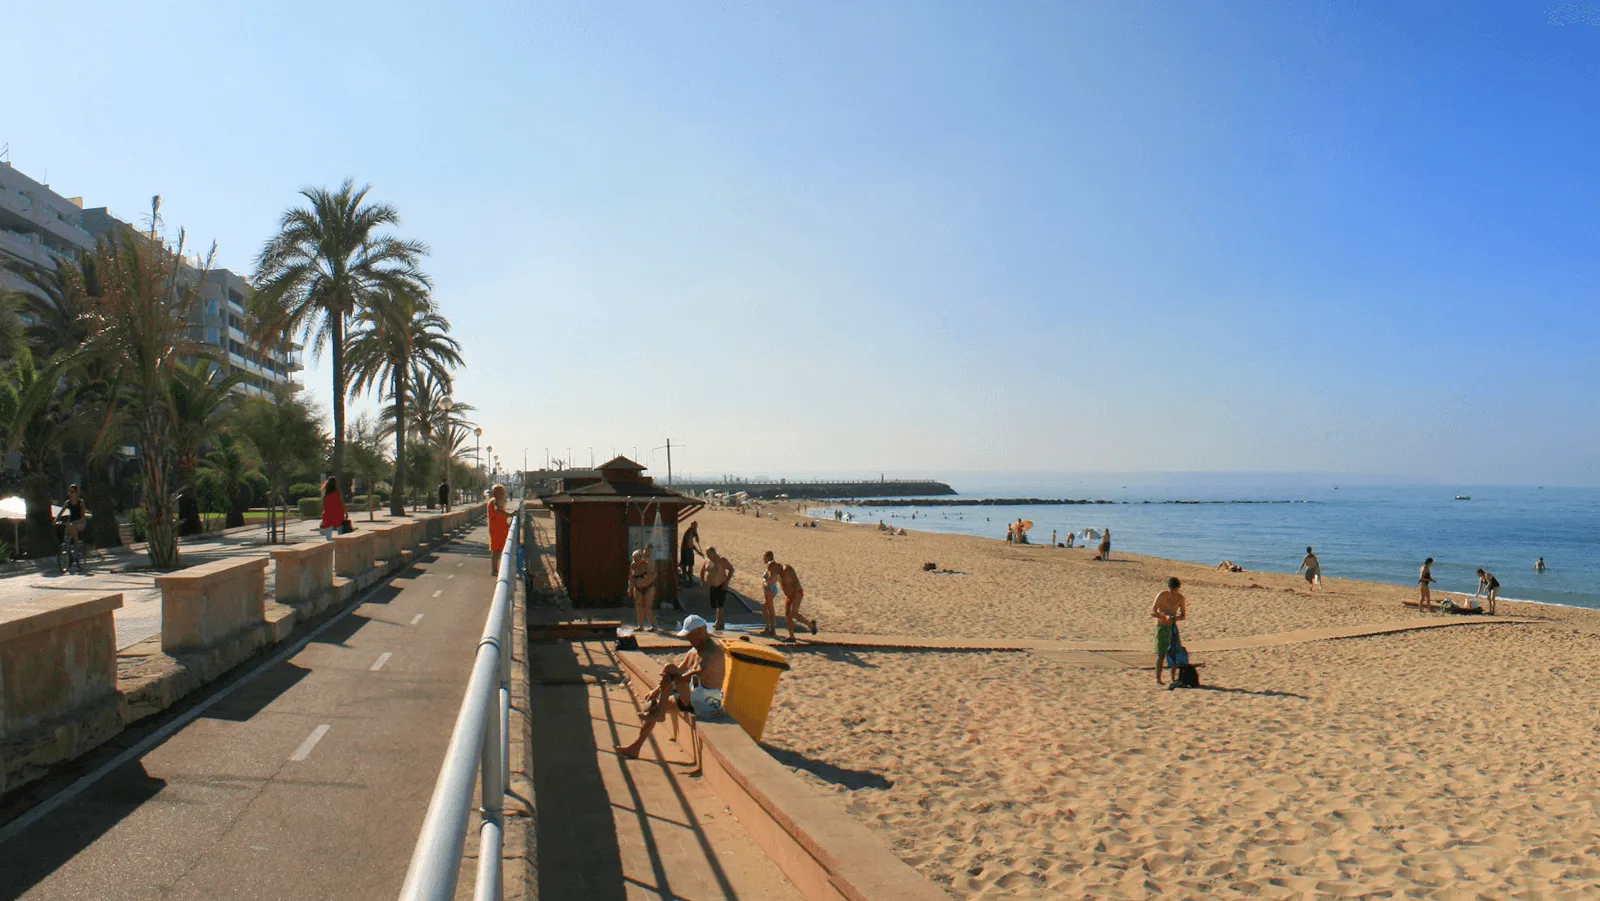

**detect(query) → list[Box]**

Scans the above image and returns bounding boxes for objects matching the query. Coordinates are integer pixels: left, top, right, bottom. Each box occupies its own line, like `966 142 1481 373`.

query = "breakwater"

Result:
676 479 956 500
836 498 1308 507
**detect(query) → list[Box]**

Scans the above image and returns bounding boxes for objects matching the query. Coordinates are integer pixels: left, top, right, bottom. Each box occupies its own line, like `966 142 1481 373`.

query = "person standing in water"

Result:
1097 528 1112 561
1297 546 1321 591
1418 558 1436 610
1535 557 1547 573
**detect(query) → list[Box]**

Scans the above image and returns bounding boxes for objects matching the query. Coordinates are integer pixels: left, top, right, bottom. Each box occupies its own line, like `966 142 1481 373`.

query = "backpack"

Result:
1166 630 1201 689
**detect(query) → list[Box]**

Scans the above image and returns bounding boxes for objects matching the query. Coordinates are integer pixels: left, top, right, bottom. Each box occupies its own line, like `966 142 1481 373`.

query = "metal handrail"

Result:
399 502 520 901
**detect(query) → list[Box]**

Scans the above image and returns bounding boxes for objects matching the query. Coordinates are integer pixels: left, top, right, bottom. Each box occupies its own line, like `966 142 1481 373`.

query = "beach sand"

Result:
694 506 1600 899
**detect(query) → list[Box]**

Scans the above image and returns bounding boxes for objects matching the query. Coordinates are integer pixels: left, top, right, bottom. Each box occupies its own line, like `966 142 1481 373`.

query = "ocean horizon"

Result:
804 477 1600 610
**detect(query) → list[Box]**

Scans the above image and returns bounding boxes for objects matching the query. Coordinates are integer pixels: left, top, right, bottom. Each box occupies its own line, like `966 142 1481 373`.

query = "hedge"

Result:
297 497 321 520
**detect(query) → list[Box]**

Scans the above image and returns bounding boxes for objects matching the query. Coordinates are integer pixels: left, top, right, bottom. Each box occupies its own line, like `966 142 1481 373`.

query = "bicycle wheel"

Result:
58 543 68 573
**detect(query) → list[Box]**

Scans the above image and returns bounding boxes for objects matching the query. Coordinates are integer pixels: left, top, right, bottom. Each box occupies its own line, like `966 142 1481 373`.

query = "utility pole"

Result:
654 439 685 486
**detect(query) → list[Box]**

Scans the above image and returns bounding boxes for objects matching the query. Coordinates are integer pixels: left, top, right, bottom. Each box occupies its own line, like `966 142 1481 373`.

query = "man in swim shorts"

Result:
613 615 726 760
679 520 701 585
767 557 816 641
701 547 734 631
1418 558 1436 610
1152 577 1187 686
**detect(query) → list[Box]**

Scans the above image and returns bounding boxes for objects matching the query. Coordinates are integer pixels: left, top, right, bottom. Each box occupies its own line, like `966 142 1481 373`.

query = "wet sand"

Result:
695 506 1600 899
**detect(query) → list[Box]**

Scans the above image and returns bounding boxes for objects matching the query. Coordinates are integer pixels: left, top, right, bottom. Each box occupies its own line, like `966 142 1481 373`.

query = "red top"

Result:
320 491 347 529
487 500 510 552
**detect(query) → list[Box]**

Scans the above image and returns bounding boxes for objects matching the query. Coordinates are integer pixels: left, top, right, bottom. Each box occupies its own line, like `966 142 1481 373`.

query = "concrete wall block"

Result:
334 530 374 577
270 540 335 606
156 558 268 654
0 593 123 740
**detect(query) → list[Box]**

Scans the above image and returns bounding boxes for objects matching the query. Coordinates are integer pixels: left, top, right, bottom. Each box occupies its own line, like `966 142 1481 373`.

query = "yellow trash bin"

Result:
719 641 791 741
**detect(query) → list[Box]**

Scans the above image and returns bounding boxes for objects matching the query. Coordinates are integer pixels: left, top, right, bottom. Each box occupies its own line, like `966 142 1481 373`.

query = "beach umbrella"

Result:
0 496 27 555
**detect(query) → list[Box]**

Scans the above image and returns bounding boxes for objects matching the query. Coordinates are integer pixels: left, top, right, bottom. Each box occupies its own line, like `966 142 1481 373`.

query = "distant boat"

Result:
1455 494 1472 501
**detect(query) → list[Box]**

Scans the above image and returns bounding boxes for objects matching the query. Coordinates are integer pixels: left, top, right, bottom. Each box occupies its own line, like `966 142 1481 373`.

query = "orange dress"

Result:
487 500 510 553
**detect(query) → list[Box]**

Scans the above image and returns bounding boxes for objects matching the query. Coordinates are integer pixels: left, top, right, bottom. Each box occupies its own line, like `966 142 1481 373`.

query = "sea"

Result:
804 474 1600 610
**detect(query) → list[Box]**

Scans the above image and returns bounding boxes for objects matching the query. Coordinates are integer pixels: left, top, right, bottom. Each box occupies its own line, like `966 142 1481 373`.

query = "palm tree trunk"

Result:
142 415 179 569
391 367 407 517
331 312 347 499
85 454 122 548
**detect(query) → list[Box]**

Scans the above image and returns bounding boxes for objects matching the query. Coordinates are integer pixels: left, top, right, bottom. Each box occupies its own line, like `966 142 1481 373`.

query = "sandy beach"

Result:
692 506 1600 899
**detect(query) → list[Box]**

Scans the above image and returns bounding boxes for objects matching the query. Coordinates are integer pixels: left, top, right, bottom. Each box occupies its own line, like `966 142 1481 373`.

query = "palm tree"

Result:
66 227 211 569
346 288 461 517
346 412 390 522
200 430 262 529
170 360 246 535
249 180 429 500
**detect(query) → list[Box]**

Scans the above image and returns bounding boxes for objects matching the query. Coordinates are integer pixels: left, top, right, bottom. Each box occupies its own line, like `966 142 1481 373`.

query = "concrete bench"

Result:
270 540 335 608
156 557 268 654
0 592 123 742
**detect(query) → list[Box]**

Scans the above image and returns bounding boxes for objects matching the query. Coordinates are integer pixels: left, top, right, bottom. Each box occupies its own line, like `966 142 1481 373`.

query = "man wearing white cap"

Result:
614 615 727 760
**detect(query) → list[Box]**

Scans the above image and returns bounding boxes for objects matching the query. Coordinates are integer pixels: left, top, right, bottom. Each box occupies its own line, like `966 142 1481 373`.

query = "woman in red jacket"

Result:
319 477 346 540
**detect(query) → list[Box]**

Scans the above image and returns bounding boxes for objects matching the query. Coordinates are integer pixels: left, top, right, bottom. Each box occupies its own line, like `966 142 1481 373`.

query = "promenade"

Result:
0 524 501 900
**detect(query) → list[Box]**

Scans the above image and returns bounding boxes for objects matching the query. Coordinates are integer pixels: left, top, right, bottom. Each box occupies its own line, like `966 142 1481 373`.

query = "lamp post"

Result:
487 445 494 489
440 398 453 512
474 428 483 489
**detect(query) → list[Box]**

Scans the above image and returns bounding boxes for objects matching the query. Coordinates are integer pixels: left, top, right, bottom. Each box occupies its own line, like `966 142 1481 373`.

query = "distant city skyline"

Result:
9 2 1600 484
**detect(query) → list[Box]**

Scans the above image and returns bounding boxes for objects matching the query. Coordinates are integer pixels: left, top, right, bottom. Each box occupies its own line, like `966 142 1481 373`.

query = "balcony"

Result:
0 230 49 269
0 190 32 218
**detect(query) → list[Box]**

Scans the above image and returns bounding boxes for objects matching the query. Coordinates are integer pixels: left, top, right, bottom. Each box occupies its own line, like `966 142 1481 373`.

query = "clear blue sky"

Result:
9 2 1600 483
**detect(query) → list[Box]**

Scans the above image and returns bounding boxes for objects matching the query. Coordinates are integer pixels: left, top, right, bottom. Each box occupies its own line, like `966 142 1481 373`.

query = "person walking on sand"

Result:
318 477 346 541
700 547 734 631
629 548 659 631
1151 577 1187 686
1097 528 1112 561
1476 568 1501 615
759 551 780 636
767 557 817 641
486 484 513 576
1297 546 1321 590
1418 558 1436 610
679 520 701 586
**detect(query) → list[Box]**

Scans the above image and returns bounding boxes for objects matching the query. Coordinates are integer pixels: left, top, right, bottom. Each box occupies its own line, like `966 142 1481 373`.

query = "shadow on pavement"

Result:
201 661 312 722
760 744 894 790
528 641 626 901
0 761 166 896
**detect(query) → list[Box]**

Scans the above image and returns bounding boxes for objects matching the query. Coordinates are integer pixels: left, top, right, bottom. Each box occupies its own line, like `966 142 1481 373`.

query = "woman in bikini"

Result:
1418 558 1436 610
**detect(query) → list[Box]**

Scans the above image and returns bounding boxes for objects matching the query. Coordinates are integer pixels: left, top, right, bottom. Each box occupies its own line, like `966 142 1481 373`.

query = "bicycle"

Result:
56 512 92 575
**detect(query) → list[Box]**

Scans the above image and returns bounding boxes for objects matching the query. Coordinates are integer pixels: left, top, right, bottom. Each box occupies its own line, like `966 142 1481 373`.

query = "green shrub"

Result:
129 508 150 542
297 497 322 520
288 482 322 503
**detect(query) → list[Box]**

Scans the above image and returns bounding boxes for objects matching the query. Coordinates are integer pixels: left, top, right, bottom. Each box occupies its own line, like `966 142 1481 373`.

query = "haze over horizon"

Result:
10 2 1600 485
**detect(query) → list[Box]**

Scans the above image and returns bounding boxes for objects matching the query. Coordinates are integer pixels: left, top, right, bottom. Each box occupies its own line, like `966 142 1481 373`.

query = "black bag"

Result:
339 518 354 534
1166 627 1201 689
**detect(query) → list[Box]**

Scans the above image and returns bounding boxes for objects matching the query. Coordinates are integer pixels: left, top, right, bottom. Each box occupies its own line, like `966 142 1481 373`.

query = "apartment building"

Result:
0 160 95 296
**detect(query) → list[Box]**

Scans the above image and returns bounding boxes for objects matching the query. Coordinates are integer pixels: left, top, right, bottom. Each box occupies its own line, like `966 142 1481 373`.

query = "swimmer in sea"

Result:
1535 557 1546 573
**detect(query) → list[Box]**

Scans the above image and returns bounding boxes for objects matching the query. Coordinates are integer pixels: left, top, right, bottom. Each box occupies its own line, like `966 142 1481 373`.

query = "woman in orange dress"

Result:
486 484 512 576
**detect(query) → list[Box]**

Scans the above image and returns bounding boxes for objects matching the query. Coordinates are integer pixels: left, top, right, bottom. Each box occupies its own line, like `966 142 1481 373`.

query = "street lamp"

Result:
440 398 453 512
487 445 494 488
475 428 483 486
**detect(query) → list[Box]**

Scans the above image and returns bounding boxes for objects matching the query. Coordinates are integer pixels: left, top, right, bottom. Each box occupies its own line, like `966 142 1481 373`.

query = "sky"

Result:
8 2 1600 485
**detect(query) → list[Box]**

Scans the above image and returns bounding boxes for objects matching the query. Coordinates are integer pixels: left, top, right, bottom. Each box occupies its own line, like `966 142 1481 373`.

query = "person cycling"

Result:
57 484 89 543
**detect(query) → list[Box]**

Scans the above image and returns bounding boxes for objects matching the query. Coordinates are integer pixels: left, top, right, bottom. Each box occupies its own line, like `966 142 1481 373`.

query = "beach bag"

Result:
689 682 724 718
339 518 354 534
1166 628 1201 689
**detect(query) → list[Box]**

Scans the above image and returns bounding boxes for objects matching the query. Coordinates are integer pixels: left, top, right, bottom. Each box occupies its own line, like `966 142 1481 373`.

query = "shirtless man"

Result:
1097 529 1112 561
1535 557 1546 573
767 558 817 641
613 615 726 760
1297 546 1321 591
628 549 658 631
679 521 701 585
1475 568 1500 615
700 547 735 631
1151 577 1187 685
1418 558 1436 610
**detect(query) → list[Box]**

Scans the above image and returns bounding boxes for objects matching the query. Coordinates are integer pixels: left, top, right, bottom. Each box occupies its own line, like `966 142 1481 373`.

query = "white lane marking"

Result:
370 652 392 672
411 613 425 625
290 724 331 761
456 561 464 568
432 589 442 598
447 574 456 580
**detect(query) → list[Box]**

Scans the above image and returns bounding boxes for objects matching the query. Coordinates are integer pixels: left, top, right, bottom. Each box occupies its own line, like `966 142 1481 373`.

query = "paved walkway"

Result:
630 610 1533 658
527 639 803 901
1 511 437 650
0 526 499 900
